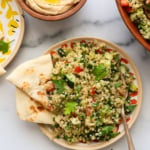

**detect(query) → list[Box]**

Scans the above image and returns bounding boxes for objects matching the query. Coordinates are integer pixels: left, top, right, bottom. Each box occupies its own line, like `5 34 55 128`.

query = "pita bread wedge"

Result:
0 65 6 76
16 88 55 124
7 55 53 109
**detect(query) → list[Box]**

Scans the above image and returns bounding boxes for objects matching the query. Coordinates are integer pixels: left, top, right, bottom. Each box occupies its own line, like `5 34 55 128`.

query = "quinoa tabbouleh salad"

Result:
121 0 150 41
46 40 138 143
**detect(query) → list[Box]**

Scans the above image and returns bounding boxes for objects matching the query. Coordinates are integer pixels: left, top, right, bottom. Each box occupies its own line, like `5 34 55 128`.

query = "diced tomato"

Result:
70 42 76 49
129 91 138 97
90 87 96 95
105 48 113 52
129 72 134 76
61 44 68 48
65 60 70 64
50 50 56 56
46 83 55 92
130 99 137 105
120 58 128 64
80 40 86 44
92 99 96 102
72 113 77 117
126 117 130 122
86 106 93 116
120 0 129 7
74 66 84 73
95 49 103 54
125 6 133 13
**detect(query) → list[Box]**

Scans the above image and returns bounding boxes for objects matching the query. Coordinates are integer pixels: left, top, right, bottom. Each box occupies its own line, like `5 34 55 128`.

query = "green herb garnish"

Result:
93 64 108 80
64 101 77 115
52 79 65 94
0 40 9 54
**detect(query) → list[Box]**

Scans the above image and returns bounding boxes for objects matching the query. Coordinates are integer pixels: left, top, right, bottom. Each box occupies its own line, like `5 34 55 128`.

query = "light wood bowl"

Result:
38 37 142 150
17 0 87 21
116 0 150 51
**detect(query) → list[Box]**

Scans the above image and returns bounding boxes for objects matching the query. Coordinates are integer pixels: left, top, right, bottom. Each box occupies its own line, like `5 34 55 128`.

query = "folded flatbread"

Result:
0 65 6 76
7 55 53 109
16 88 55 124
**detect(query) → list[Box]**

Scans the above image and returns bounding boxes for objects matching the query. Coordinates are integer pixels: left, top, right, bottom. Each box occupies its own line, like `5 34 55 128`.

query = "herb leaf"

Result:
64 101 77 115
0 40 9 54
93 64 108 80
52 79 65 94
125 105 137 114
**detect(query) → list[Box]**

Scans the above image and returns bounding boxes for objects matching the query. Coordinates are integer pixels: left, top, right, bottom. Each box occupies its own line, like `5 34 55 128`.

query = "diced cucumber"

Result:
104 52 113 60
119 64 129 74
130 83 137 92
57 48 66 57
63 74 76 88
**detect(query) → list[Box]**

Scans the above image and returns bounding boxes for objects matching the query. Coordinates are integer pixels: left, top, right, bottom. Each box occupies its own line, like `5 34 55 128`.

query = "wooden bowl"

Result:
116 0 150 51
17 0 87 21
39 37 142 150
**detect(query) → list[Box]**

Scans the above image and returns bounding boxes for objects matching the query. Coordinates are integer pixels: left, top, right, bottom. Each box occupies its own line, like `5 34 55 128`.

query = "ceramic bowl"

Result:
116 0 150 51
17 0 87 21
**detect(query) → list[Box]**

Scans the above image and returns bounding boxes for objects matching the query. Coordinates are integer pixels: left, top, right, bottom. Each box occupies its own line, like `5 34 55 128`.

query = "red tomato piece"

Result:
120 58 128 64
50 50 56 56
46 83 55 92
126 117 130 122
80 40 86 44
129 91 138 97
95 49 103 54
92 99 96 102
125 6 134 13
130 99 137 105
61 44 68 48
120 0 129 7
129 72 134 76
90 87 96 95
105 48 113 52
65 60 70 64
70 42 76 49
86 107 93 116
74 66 84 73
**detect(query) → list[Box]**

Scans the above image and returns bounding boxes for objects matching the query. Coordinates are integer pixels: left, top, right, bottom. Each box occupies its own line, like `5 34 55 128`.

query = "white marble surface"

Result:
0 0 150 150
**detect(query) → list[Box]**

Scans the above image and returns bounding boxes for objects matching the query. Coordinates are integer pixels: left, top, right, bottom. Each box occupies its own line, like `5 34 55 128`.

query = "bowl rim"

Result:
2 0 25 68
16 0 87 21
39 36 143 150
115 0 150 51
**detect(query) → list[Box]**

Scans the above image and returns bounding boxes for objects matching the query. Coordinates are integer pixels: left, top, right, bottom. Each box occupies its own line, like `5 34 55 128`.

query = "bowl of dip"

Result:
116 0 150 51
17 0 87 21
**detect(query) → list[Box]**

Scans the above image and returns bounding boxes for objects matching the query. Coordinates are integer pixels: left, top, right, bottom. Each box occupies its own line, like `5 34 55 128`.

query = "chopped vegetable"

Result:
57 48 66 57
74 66 84 73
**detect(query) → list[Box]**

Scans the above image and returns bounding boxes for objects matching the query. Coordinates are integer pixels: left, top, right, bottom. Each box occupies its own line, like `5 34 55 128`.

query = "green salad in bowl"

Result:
42 38 140 144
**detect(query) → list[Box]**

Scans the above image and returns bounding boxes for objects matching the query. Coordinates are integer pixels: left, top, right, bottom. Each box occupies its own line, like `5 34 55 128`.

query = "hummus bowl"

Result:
17 0 87 21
